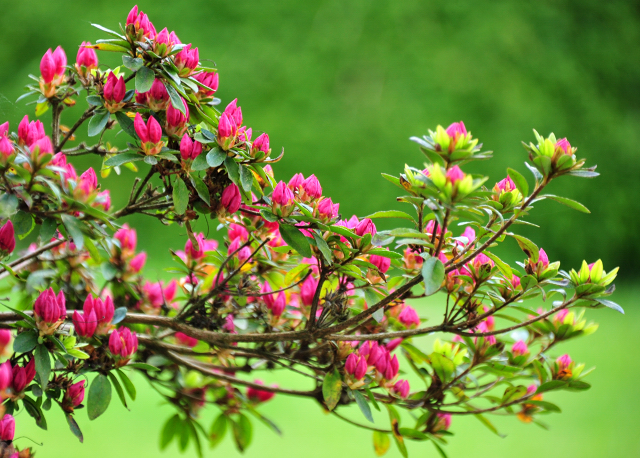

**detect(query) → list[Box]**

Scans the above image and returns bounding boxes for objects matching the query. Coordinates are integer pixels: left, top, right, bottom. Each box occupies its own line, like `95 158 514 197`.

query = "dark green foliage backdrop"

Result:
1 0 638 276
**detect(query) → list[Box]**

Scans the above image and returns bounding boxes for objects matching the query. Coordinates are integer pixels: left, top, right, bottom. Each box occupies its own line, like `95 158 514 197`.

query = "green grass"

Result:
15 283 638 457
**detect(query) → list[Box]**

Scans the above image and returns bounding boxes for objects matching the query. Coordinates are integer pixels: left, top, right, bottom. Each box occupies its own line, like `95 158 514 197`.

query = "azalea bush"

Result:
0 5 623 457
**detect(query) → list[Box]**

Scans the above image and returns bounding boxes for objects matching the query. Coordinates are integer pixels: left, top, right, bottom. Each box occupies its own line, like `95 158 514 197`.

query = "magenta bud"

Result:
126 5 139 25
34 287 66 324
217 112 233 139
0 361 12 392
180 134 194 160
40 49 55 84
392 379 410 398
302 174 322 199
109 327 138 358
288 173 305 190
271 292 286 316
555 138 572 154
272 181 294 206
317 197 339 220
175 332 198 347
556 354 572 370
78 167 98 196
221 183 242 214
76 42 98 73
511 340 529 357
445 121 467 139
66 380 85 407
251 132 270 155
193 72 218 98
247 380 276 403
185 233 206 260
0 221 15 256
369 254 391 273
398 305 420 328
147 115 163 143
538 248 549 268
115 224 137 253
385 338 403 353
435 413 451 431
134 113 149 142
73 309 97 338
495 176 516 193
445 165 465 184
113 76 126 103
130 252 147 273
345 353 358 375
354 356 368 380
300 275 318 306
355 218 376 237
0 414 15 441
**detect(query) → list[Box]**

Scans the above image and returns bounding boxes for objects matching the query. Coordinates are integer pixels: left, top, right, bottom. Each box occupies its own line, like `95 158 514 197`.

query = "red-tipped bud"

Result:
76 42 98 75
445 165 464 184
247 380 276 403
445 121 467 139
134 113 149 142
33 287 66 325
345 353 358 375
251 132 270 155
392 379 410 398
555 138 572 154
0 361 11 392
0 221 15 256
193 72 218 99
65 381 85 407
221 184 242 214
512 340 529 357
40 49 56 84
147 115 163 143
398 305 420 328
271 292 286 316
109 327 138 358
175 332 198 347
354 356 368 380
355 218 376 237
302 174 322 199
126 6 139 25
370 254 391 273
272 181 294 206
114 224 137 253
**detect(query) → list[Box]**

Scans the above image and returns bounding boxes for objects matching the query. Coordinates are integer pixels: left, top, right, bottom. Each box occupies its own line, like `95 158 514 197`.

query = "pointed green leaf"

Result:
279 224 312 258
173 176 189 215
422 256 444 296
322 369 342 411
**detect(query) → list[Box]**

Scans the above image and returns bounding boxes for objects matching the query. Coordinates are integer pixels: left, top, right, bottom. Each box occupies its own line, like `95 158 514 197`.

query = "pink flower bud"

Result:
224 98 243 126
52 46 67 76
435 413 451 431
445 165 464 184
0 122 7 138
34 287 66 324
300 276 318 306
185 233 206 260
223 315 236 333
555 138 572 154
445 121 467 139
165 98 189 137
0 414 15 441
147 115 163 144
109 327 138 358
84 295 114 330
302 174 322 199
65 381 85 407
355 218 376 237
76 42 98 74
526 384 538 396
126 6 139 25
272 181 294 206
392 379 410 398
398 305 420 328
370 254 391 273
386 338 403 353
11 359 35 393
247 380 276 403
0 361 12 392
556 354 572 371
193 71 219 98
180 134 194 160
134 113 149 142
538 248 549 268
271 292 286 316
72 309 97 338
288 173 305 190
387 354 400 379
221 183 242 214
174 44 199 77
18 116 29 145
512 340 529 357
115 224 137 253
345 353 358 375
217 112 234 139
317 197 339 220
77 167 98 196
0 330 10 351
0 137 13 161
510 274 521 289
251 133 270 155
354 356 368 380
175 332 198 347
495 176 516 193
40 49 56 84
0 221 15 256
129 252 147 273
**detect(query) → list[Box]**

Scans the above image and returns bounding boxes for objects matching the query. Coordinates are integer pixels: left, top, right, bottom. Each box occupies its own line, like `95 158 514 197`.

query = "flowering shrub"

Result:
0 5 622 457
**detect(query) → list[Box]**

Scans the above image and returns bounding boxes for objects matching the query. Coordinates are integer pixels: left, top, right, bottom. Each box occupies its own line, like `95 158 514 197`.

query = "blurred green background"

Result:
0 0 638 456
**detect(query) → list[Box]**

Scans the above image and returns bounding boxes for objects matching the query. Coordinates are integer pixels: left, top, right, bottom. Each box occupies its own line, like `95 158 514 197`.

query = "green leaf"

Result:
422 256 444 296
144 155 157 165
507 167 529 197
107 372 128 409
87 374 112 420
511 234 539 261
23 395 47 430
86 95 103 107
91 23 126 39
594 298 624 314
87 111 110 137
116 369 137 401
112 307 127 325
353 390 374 423
429 352 455 383
239 165 253 193
164 82 187 115
543 194 590 213
34 344 51 388
210 414 228 449
231 414 253 452
365 210 415 222
206 148 226 168
284 263 310 286
191 153 209 171
122 55 144 72
12 211 34 238
173 176 189 215
312 232 332 265
484 252 513 279
104 152 144 167
279 224 312 258
527 400 562 413
67 414 84 443
501 385 528 404
13 330 38 353
61 214 84 250
322 369 342 411
224 157 240 185
124 362 161 372
190 175 210 205
474 413 503 437
160 414 180 450
135 66 155 93
373 431 391 456
114 111 137 138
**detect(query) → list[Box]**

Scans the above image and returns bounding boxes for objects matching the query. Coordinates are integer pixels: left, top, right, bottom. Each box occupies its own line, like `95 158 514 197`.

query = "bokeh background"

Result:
0 0 638 456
